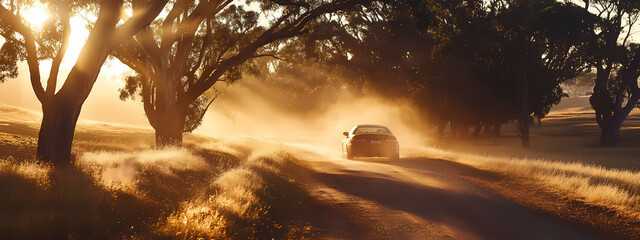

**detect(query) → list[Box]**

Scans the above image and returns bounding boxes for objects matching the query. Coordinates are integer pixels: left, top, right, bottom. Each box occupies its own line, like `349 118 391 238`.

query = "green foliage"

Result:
119 74 142 101
0 40 20 83
113 0 367 143
289 0 590 132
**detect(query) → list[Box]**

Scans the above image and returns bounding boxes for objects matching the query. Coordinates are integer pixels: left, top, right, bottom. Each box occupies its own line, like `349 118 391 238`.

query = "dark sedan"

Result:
342 124 399 160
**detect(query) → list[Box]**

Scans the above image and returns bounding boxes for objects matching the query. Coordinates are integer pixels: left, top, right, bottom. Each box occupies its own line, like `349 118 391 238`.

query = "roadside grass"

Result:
0 103 313 239
161 148 314 239
0 144 240 239
0 140 312 239
416 102 640 223
411 146 640 220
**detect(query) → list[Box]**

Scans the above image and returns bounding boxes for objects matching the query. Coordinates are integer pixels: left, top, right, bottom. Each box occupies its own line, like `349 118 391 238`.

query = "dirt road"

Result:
285 144 607 240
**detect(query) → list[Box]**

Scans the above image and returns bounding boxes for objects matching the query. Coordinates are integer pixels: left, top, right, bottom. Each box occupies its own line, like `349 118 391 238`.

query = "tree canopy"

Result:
112 0 371 147
272 0 592 145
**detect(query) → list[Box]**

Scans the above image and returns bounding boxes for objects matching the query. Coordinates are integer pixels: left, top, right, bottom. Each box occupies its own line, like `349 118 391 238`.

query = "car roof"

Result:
354 124 389 128
350 124 393 134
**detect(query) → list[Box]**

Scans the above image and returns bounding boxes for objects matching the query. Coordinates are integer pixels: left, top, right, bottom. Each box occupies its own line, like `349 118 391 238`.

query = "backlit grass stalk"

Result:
416 147 640 219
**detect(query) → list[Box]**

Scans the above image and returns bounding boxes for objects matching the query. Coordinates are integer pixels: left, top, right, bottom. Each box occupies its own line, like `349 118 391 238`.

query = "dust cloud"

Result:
195 73 432 151
0 61 432 149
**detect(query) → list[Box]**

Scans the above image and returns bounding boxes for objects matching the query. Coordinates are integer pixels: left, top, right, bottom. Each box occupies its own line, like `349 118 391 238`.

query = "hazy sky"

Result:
0 61 151 127
0 12 151 127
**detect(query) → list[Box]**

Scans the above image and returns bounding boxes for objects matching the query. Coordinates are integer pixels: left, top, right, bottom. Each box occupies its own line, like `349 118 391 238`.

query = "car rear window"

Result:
354 127 390 134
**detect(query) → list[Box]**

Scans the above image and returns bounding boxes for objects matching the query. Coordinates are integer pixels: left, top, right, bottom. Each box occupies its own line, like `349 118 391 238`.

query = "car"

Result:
342 124 399 160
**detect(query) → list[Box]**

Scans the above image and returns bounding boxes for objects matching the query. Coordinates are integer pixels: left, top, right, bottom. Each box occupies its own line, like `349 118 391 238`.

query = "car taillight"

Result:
385 136 398 143
352 136 366 142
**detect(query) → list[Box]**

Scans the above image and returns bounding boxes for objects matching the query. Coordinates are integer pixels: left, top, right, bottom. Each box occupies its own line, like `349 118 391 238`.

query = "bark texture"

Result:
36 98 82 165
152 107 187 148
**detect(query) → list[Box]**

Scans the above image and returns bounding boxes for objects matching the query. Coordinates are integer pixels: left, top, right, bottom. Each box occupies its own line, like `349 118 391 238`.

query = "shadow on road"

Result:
297 156 604 240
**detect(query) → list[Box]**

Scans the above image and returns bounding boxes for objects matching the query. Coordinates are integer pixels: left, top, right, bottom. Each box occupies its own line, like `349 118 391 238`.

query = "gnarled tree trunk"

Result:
599 119 621 146
36 97 82 165
35 67 103 164
593 90 639 146
591 50 640 146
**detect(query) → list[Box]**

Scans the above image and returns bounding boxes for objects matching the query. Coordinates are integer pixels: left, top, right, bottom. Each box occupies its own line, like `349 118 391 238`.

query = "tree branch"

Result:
134 27 162 67
111 39 152 76
183 94 217 133
46 7 71 97
110 0 169 48
249 53 283 60
0 5 44 103
180 0 369 106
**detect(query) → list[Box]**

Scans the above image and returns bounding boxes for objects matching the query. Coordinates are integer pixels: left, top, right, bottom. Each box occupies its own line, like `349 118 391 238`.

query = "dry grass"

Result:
408 97 640 221
408 146 640 220
161 148 314 239
0 140 312 239
0 102 313 239
0 145 239 239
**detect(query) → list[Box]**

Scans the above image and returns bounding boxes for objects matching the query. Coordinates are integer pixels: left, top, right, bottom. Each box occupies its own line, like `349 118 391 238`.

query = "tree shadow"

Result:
306 157 603 240
0 165 157 239
0 148 240 239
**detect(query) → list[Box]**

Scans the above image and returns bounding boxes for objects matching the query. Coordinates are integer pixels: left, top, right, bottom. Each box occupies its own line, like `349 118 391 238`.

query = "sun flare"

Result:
24 3 49 29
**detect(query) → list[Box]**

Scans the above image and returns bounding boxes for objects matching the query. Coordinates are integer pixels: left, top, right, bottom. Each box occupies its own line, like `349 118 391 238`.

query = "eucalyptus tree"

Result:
582 0 640 145
488 0 592 146
299 0 437 123
113 0 370 147
0 0 168 164
306 0 590 146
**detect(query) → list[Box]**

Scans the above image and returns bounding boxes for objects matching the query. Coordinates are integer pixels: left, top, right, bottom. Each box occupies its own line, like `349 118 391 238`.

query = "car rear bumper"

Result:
349 142 398 157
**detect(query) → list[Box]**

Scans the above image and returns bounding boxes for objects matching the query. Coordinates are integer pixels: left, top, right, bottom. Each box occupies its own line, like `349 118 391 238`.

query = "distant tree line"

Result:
562 72 595 97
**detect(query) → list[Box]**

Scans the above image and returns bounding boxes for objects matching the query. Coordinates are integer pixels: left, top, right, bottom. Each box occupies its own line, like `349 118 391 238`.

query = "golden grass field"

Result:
2 96 640 238
0 104 317 239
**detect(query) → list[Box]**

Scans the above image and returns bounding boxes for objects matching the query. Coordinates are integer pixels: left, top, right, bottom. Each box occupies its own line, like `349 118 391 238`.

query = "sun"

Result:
24 3 49 29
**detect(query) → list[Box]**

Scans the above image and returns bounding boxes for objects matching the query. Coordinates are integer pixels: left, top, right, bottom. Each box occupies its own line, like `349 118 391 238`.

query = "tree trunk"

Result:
483 123 491 137
591 82 639 146
153 107 187 148
599 121 620 146
598 97 637 145
36 99 82 165
518 70 530 147
155 125 183 148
